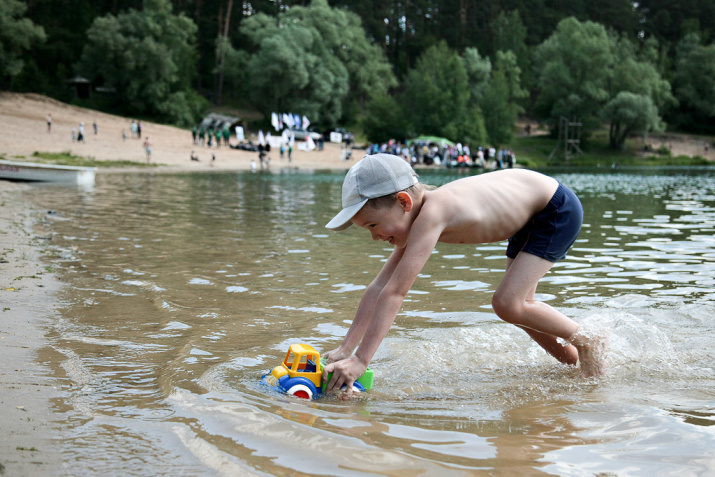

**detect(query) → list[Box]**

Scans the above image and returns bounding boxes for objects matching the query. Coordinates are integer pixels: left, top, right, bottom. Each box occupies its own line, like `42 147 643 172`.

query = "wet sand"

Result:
0 180 62 474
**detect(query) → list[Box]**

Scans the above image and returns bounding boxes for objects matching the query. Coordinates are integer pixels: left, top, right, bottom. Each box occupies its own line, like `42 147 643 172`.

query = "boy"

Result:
322 154 607 393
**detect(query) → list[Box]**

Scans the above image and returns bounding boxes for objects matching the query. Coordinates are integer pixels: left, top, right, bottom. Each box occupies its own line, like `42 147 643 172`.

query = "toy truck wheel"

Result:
287 384 313 399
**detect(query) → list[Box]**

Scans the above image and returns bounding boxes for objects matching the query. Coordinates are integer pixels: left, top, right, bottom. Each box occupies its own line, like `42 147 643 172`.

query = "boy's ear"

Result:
396 191 413 212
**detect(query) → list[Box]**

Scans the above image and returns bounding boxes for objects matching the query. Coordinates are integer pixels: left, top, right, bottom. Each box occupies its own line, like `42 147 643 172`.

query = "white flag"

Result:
235 126 245 141
258 130 265 146
271 113 280 131
283 113 294 128
302 115 310 130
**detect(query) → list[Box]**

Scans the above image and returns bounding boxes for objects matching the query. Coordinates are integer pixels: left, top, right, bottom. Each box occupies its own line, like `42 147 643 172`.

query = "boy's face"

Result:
350 195 413 248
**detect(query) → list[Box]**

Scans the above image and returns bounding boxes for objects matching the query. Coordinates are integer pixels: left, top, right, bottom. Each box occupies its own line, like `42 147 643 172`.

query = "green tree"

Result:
361 90 409 143
239 0 395 126
460 47 491 146
491 10 532 92
215 37 250 104
462 47 492 104
400 42 470 142
0 0 46 86
609 33 674 111
672 33 715 132
482 51 527 147
78 0 206 125
636 0 715 45
603 33 674 148
533 17 615 133
602 92 662 149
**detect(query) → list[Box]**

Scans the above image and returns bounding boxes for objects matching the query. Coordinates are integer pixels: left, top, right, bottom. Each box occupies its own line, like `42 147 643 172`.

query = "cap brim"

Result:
325 199 368 231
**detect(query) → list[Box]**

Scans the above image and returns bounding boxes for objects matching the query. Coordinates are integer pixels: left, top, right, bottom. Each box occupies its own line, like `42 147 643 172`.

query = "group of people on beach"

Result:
69 120 98 143
368 140 516 169
192 125 231 148
45 112 154 164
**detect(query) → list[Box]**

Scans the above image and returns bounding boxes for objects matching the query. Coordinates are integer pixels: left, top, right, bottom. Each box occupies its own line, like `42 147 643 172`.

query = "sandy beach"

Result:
0 92 359 173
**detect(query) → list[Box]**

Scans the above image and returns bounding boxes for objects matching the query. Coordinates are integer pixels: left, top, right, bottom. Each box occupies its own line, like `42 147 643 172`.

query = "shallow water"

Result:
26 167 715 476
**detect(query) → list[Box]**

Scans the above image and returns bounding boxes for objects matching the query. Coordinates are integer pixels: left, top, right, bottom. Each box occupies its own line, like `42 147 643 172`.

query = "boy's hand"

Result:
322 355 367 393
323 346 351 364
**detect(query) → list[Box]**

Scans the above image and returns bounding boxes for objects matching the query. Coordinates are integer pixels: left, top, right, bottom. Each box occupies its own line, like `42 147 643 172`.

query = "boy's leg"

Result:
493 253 580 364
494 252 608 375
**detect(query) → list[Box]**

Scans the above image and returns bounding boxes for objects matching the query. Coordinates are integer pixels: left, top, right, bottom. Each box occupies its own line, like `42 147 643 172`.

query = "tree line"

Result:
3 0 715 149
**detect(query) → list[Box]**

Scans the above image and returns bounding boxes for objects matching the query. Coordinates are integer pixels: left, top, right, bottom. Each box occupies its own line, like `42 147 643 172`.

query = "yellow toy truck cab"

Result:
270 343 322 388
263 343 373 399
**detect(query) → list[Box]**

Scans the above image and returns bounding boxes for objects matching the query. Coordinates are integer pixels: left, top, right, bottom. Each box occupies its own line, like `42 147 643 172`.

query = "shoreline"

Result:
0 92 360 174
0 180 62 475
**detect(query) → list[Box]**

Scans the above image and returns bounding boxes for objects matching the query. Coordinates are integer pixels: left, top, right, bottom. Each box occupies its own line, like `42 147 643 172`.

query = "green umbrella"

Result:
409 135 455 147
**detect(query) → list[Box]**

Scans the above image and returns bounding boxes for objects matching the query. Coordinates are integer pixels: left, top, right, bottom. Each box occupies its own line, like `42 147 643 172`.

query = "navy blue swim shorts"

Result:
506 182 583 263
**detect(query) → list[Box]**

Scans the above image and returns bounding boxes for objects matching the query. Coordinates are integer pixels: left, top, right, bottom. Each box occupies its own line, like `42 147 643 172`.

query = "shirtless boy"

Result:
322 153 607 393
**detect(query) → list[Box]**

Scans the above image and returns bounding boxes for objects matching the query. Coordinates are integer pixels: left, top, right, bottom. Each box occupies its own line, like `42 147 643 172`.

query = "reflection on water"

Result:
26 167 715 475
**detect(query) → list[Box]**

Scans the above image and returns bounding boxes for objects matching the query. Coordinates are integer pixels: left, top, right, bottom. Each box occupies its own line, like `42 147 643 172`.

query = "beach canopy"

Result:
408 135 455 147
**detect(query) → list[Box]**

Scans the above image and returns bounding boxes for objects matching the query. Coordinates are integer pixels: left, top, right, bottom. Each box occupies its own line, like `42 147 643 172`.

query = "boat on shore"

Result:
0 159 96 185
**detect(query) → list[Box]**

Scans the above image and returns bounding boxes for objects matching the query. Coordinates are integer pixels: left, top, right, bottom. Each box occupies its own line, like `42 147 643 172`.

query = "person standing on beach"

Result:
143 137 152 164
77 122 85 143
46 114 52 133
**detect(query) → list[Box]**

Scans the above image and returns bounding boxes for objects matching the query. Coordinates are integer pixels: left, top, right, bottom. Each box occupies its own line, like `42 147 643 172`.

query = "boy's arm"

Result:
324 245 406 362
323 219 443 392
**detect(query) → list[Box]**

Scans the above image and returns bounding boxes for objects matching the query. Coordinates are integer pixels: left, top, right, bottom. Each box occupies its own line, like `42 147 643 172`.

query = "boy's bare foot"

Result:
569 327 611 377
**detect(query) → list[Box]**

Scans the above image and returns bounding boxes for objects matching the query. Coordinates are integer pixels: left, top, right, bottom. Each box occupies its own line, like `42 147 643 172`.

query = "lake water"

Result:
25 167 715 476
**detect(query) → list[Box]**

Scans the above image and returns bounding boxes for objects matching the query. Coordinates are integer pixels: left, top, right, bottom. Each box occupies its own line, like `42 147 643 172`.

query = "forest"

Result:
2 0 715 149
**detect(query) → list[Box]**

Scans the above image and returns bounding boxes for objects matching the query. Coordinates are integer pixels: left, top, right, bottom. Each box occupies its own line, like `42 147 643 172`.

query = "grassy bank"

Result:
0 151 159 168
510 132 712 169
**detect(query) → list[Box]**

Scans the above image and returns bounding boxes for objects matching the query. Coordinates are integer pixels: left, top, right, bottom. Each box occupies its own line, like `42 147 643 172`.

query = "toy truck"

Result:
261 343 373 399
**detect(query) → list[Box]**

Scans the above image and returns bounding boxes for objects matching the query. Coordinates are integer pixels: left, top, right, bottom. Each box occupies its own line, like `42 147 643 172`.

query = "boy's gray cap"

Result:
325 153 418 231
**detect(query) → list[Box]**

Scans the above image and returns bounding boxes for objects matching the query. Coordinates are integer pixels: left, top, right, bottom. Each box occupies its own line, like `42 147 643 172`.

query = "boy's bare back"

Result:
416 169 559 246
